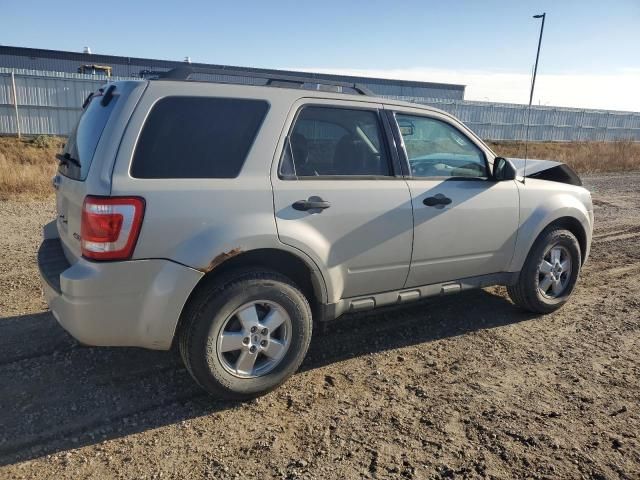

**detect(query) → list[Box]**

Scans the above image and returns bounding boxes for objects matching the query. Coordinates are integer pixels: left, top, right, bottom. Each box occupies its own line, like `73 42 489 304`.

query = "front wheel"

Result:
507 228 581 314
178 270 312 400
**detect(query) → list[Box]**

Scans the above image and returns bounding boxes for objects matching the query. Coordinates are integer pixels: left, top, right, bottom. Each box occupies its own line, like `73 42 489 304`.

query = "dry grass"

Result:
0 136 63 200
488 140 640 173
0 136 638 200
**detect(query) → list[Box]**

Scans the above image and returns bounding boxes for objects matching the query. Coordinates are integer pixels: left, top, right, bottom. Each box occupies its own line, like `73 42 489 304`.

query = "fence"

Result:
2 68 640 141
0 68 131 136
421 98 640 142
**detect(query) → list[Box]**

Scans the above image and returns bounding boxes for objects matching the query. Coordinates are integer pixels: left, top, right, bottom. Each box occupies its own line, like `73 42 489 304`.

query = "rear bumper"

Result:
38 234 203 350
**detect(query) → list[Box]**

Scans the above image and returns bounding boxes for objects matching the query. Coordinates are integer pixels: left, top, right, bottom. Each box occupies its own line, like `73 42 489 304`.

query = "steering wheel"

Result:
410 160 445 177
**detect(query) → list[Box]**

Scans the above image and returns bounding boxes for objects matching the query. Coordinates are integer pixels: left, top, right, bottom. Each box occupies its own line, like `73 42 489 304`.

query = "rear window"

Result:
131 97 269 179
59 91 119 180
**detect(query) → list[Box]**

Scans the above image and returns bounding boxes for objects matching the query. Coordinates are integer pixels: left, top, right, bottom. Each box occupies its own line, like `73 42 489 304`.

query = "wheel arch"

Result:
510 213 589 273
543 216 588 265
172 247 328 347
506 216 586 314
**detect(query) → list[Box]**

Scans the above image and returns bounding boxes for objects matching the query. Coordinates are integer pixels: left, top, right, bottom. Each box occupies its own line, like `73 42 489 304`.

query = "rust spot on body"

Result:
202 248 243 273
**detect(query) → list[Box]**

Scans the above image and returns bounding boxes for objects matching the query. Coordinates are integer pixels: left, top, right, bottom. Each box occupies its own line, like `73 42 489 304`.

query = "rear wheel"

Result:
179 270 312 400
507 228 581 314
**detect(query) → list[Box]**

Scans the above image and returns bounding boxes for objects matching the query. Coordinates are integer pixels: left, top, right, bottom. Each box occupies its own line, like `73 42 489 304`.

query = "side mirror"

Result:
397 120 415 136
493 157 517 181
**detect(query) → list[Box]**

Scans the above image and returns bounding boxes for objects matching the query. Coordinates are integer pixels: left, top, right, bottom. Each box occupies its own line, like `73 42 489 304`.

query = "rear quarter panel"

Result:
109 82 331 301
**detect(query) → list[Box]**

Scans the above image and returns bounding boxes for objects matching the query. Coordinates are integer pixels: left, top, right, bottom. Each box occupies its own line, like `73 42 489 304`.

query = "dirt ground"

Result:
0 173 639 479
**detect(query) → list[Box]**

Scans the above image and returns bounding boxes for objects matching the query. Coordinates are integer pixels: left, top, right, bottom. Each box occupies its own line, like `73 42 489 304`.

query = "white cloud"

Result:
287 67 640 112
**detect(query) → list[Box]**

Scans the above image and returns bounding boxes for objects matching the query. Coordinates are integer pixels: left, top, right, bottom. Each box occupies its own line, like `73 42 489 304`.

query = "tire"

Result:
178 269 312 400
507 228 581 314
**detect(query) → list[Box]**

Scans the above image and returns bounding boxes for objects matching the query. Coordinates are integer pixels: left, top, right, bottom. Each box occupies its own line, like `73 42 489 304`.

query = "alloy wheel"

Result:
216 300 292 378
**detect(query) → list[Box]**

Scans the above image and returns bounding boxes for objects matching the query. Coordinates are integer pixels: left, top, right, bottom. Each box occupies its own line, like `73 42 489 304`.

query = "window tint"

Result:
131 97 269 179
396 114 487 178
59 93 119 181
280 106 391 178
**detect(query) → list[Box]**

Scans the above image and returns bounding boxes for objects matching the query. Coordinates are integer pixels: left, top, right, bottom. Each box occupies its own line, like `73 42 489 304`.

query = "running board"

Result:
319 272 519 321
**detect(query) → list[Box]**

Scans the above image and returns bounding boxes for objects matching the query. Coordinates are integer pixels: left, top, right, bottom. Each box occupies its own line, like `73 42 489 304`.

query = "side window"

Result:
396 114 487 178
131 97 269 179
280 106 391 178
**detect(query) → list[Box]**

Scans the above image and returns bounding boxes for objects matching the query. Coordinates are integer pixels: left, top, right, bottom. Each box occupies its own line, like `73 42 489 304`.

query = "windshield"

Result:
58 91 118 180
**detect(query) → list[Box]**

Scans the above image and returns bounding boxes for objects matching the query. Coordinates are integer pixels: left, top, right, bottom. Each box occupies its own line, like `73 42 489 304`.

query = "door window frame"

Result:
277 103 405 180
384 109 494 181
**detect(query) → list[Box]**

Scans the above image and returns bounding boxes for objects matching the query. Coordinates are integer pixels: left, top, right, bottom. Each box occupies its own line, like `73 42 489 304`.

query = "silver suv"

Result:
39 68 593 399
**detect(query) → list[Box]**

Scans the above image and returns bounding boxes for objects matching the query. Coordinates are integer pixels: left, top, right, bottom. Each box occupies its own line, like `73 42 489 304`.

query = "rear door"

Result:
272 99 413 301
387 107 519 287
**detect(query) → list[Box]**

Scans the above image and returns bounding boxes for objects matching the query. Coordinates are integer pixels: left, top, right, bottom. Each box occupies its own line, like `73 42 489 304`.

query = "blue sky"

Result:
2 0 639 110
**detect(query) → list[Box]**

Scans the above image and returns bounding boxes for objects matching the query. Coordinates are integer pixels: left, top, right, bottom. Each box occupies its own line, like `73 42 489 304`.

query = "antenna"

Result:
524 12 546 183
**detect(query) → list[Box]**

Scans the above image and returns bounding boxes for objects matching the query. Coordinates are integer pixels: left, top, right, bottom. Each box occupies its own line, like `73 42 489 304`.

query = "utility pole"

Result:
524 12 546 180
529 13 546 107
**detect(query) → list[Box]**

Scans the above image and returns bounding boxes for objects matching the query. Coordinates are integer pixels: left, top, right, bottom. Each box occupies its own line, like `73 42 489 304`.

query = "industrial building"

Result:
0 45 465 102
1 45 638 140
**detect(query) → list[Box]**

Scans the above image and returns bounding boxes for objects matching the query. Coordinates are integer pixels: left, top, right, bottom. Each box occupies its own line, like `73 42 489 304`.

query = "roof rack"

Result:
158 66 374 96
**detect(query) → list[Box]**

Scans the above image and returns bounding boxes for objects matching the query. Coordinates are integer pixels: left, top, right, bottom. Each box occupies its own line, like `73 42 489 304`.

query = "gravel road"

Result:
1 173 639 479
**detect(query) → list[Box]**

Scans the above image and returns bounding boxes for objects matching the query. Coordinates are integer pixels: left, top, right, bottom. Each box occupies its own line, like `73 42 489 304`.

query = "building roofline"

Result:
0 45 466 91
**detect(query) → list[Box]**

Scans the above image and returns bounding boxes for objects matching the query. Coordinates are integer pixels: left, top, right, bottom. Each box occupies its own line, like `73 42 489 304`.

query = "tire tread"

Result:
178 269 312 400
508 228 581 314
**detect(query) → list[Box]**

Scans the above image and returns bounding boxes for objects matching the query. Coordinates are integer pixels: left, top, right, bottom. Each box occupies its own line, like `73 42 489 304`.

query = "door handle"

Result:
292 197 331 211
423 195 452 207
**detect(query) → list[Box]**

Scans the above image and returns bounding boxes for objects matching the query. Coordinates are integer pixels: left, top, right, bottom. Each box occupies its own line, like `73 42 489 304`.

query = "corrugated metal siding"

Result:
1 68 639 140
0 53 167 79
0 46 466 100
0 68 132 135
423 99 640 141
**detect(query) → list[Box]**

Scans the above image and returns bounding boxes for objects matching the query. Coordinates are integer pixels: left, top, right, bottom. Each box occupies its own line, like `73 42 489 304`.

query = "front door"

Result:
272 101 413 302
388 109 520 287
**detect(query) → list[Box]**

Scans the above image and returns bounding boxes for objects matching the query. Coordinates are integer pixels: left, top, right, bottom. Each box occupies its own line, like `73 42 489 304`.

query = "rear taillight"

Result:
81 196 145 260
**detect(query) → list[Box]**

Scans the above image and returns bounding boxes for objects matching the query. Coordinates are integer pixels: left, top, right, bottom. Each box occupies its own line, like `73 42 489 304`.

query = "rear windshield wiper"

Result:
56 153 81 168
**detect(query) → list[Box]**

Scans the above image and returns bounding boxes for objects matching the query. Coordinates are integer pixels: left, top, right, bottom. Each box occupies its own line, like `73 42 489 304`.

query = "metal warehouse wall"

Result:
0 68 131 135
0 47 465 101
421 99 640 141
1 68 639 141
